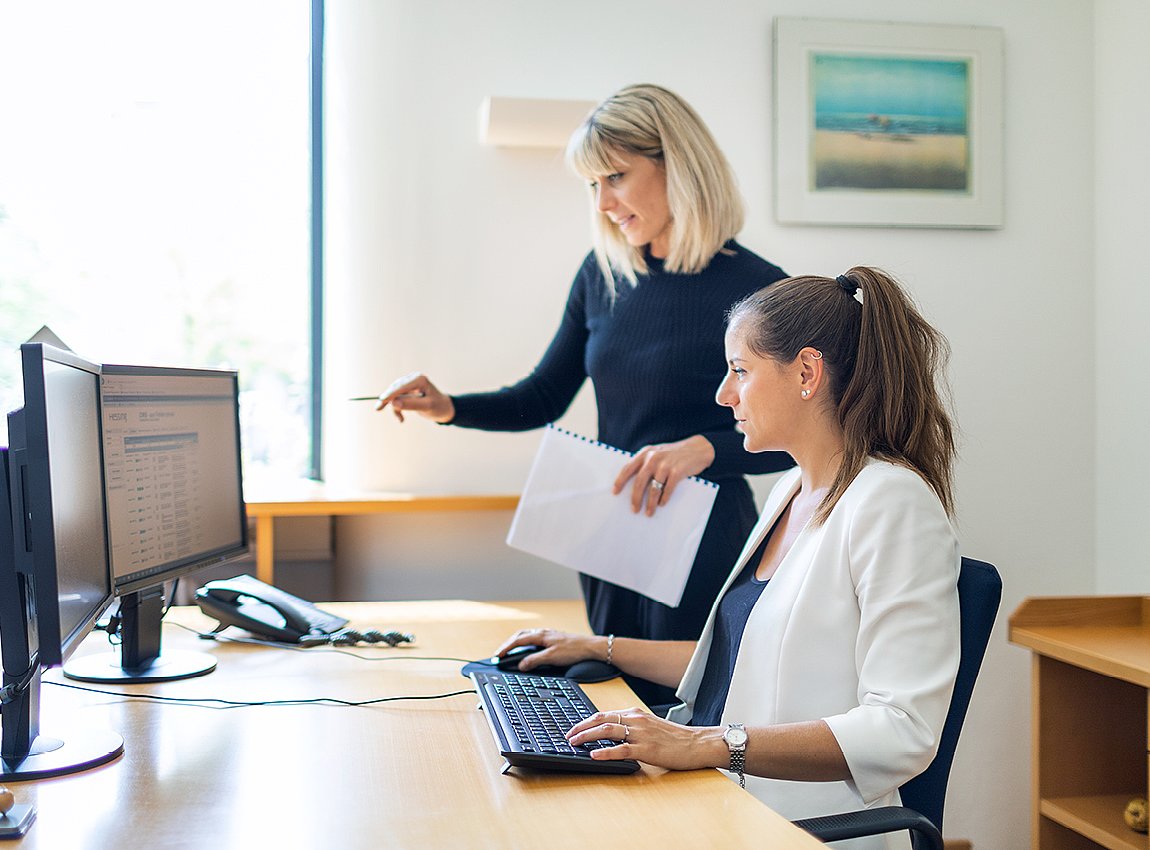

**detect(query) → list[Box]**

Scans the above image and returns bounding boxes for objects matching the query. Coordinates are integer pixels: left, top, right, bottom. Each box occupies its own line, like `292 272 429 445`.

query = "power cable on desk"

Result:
46 679 475 709
167 621 473 664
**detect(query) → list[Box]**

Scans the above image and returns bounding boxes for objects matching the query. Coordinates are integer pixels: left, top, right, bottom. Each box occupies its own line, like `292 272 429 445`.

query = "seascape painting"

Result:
811 53 970 193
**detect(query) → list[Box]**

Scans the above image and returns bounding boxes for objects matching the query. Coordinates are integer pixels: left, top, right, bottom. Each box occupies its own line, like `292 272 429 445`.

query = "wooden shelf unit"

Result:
1010 596 1150 850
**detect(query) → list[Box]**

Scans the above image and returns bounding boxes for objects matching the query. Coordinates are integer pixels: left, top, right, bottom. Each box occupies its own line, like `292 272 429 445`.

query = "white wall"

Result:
1095 0 1150 594
323 2 1107 848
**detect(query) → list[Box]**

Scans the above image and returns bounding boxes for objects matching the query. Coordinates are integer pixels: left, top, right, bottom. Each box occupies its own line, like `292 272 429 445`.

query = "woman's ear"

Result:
797 348 825 400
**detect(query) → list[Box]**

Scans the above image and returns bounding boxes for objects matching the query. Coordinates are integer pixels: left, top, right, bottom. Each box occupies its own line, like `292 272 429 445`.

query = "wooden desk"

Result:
11 600 822 849
244 482 519 585
1009 596 1150 850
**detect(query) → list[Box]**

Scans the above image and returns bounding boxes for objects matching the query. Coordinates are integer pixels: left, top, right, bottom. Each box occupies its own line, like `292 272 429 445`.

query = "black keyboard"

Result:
471 670 640 775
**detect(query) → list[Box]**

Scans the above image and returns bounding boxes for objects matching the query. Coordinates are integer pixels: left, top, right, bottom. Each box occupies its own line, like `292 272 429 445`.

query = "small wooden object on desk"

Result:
1009 596 1150 850
0 785 35 839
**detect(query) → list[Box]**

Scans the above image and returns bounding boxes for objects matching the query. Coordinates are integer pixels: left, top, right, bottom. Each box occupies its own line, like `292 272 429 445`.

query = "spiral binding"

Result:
545 424 719 490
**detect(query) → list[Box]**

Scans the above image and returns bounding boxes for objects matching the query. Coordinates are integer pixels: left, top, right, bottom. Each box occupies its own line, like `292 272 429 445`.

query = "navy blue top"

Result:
450 242 791 481
689 534 770 727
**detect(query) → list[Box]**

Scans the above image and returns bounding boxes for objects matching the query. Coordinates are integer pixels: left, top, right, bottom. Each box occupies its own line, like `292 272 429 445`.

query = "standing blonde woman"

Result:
377 84 792 707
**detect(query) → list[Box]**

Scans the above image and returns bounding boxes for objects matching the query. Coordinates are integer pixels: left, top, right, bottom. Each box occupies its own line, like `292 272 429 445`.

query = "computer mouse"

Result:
489 648 556 676
483 646 620 682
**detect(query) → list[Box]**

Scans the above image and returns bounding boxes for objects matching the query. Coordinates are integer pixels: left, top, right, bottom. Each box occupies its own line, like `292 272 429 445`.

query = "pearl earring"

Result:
801 389 811 398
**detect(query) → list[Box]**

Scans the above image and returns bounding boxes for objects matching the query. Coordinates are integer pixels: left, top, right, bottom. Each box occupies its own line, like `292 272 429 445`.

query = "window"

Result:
0 1 317 481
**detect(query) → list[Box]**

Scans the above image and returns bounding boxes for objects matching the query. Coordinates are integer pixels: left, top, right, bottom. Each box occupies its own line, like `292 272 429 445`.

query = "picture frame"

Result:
773 18 1004 228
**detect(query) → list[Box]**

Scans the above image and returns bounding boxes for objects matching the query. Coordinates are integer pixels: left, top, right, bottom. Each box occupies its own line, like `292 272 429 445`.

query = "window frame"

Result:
309 0 325 480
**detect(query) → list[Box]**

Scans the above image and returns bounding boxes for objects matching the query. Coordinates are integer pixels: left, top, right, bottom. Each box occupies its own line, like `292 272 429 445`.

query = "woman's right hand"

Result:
375 372 455 423
492 628 607 673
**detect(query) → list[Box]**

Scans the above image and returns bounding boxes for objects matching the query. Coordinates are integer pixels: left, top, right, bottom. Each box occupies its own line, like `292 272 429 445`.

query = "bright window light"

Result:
0 1 313 480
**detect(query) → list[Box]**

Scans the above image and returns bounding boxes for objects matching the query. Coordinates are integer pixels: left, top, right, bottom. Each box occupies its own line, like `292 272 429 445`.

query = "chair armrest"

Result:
793 805 943 850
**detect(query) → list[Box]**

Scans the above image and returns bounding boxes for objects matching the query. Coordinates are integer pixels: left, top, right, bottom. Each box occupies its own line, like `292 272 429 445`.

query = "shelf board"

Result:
1041 794 1148 850
1010 597 1150 687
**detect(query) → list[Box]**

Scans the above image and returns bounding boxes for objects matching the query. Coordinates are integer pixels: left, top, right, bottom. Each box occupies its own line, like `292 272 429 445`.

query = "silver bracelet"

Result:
606 634 615 666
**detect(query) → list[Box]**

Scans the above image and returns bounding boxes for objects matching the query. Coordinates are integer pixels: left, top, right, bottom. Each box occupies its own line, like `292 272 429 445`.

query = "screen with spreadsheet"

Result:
100 366 247 593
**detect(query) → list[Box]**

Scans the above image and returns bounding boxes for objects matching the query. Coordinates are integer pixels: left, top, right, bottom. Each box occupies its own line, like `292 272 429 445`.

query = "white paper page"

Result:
506 425 718 608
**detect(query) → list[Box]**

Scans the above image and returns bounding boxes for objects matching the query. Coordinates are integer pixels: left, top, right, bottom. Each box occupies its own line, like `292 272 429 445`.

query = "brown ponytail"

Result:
727 267 956 523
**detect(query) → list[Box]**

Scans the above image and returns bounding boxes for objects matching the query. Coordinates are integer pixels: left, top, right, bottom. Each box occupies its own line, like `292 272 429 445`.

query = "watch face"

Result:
725 726 748 747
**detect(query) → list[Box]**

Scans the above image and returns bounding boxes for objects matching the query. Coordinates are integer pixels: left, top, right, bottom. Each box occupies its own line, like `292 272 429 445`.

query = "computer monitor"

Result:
64 364 249 684
0 343 123 778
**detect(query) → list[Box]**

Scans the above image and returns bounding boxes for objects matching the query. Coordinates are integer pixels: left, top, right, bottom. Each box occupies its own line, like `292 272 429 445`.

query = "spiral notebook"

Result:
506 425 718 608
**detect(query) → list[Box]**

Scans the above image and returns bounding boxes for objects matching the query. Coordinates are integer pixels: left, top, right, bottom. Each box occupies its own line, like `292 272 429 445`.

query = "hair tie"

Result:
836 274 858 296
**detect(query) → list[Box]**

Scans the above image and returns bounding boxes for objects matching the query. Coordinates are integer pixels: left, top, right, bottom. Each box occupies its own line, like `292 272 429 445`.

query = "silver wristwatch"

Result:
723 723 748 788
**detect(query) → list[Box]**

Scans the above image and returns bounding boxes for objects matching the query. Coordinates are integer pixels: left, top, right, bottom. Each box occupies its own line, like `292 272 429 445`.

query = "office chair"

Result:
793 557 1002 850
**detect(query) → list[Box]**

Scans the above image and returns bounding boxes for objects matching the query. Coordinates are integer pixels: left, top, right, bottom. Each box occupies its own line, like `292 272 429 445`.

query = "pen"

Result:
348 391 427 401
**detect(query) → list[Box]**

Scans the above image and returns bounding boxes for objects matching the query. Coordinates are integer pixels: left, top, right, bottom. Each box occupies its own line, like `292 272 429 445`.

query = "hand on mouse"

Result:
493 628 606 673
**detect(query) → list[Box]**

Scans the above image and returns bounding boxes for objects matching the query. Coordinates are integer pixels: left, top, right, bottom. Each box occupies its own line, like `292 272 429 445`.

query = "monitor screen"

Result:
8 344 114 667
100 365 247 594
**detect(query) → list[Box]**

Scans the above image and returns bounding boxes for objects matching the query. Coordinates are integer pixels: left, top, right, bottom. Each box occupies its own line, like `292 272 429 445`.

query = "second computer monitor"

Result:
64 364 248 683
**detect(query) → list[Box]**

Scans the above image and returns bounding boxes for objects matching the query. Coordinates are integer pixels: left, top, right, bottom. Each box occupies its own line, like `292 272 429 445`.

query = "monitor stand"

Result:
63 587 216 683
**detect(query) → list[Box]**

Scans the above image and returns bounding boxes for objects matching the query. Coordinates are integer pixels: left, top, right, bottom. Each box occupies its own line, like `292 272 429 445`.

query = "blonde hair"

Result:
566 84 744 292
728 267 957 524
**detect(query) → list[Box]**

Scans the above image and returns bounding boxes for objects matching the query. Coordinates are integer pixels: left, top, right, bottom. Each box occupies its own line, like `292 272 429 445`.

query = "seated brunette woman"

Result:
493 267 961 850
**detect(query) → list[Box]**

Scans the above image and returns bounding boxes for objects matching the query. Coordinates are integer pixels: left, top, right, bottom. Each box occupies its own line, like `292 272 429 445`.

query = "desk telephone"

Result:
194 575 415 647
194 575 351 643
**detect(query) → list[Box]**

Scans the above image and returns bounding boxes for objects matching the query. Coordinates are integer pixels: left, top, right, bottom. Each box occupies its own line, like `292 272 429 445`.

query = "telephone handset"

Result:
194 574 349 643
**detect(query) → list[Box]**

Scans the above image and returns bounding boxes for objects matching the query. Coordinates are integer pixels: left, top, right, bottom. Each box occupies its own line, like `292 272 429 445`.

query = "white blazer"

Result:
667 460 960 850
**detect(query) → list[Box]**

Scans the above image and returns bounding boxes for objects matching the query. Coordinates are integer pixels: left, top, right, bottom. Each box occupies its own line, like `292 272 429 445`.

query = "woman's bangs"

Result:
569 123 622 181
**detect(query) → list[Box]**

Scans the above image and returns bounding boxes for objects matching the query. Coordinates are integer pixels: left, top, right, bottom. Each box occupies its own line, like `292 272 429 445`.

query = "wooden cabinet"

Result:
1010 597 1150 850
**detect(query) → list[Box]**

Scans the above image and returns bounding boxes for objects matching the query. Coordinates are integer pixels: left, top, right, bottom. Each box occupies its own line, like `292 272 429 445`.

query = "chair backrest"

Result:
898 557 1002 832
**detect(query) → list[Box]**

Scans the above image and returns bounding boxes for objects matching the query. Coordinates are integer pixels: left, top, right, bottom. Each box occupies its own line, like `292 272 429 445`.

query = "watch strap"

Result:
729 748 746 788
724 723 747 789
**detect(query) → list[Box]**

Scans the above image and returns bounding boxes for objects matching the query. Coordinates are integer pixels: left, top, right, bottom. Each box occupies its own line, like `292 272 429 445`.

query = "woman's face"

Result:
591 150 673 258
715 324 801 454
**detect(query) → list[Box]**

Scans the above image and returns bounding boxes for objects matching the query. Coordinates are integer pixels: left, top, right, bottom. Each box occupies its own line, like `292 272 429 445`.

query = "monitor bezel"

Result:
9 343 115 668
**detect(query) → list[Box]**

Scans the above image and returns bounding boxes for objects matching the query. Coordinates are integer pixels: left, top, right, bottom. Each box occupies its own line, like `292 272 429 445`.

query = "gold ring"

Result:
623 724 629 741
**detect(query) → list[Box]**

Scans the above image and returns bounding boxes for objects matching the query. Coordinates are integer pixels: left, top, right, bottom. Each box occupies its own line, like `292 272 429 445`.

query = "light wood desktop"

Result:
244 481 519 585
11 599 823 849
1009 596 1150 850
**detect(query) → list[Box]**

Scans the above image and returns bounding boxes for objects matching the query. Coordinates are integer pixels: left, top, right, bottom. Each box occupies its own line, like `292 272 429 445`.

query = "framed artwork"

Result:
774 18 1004 228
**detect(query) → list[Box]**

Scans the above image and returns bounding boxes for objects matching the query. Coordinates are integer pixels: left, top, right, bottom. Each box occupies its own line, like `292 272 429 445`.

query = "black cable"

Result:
98 579 183 648
161 578 180 618
46 679 474 709
0 663 39 706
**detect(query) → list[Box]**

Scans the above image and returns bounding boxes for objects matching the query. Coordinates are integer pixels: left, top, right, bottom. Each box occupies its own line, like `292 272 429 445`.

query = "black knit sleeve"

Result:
448 260 593 432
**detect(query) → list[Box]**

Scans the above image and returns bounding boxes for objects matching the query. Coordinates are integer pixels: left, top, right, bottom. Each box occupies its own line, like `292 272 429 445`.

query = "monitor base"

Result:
0 728 123 781
63 649 217 683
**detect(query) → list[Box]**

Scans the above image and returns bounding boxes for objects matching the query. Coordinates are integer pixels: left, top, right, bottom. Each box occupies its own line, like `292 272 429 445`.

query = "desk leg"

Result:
255 515 276 585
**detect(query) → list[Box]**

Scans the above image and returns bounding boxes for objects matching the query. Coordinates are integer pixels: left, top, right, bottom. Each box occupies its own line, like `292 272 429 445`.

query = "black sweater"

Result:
451 242 792 480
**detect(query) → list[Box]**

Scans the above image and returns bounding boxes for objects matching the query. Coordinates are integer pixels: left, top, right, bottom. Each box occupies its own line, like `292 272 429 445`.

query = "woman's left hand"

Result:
613 435 716 516
566 707 722 771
